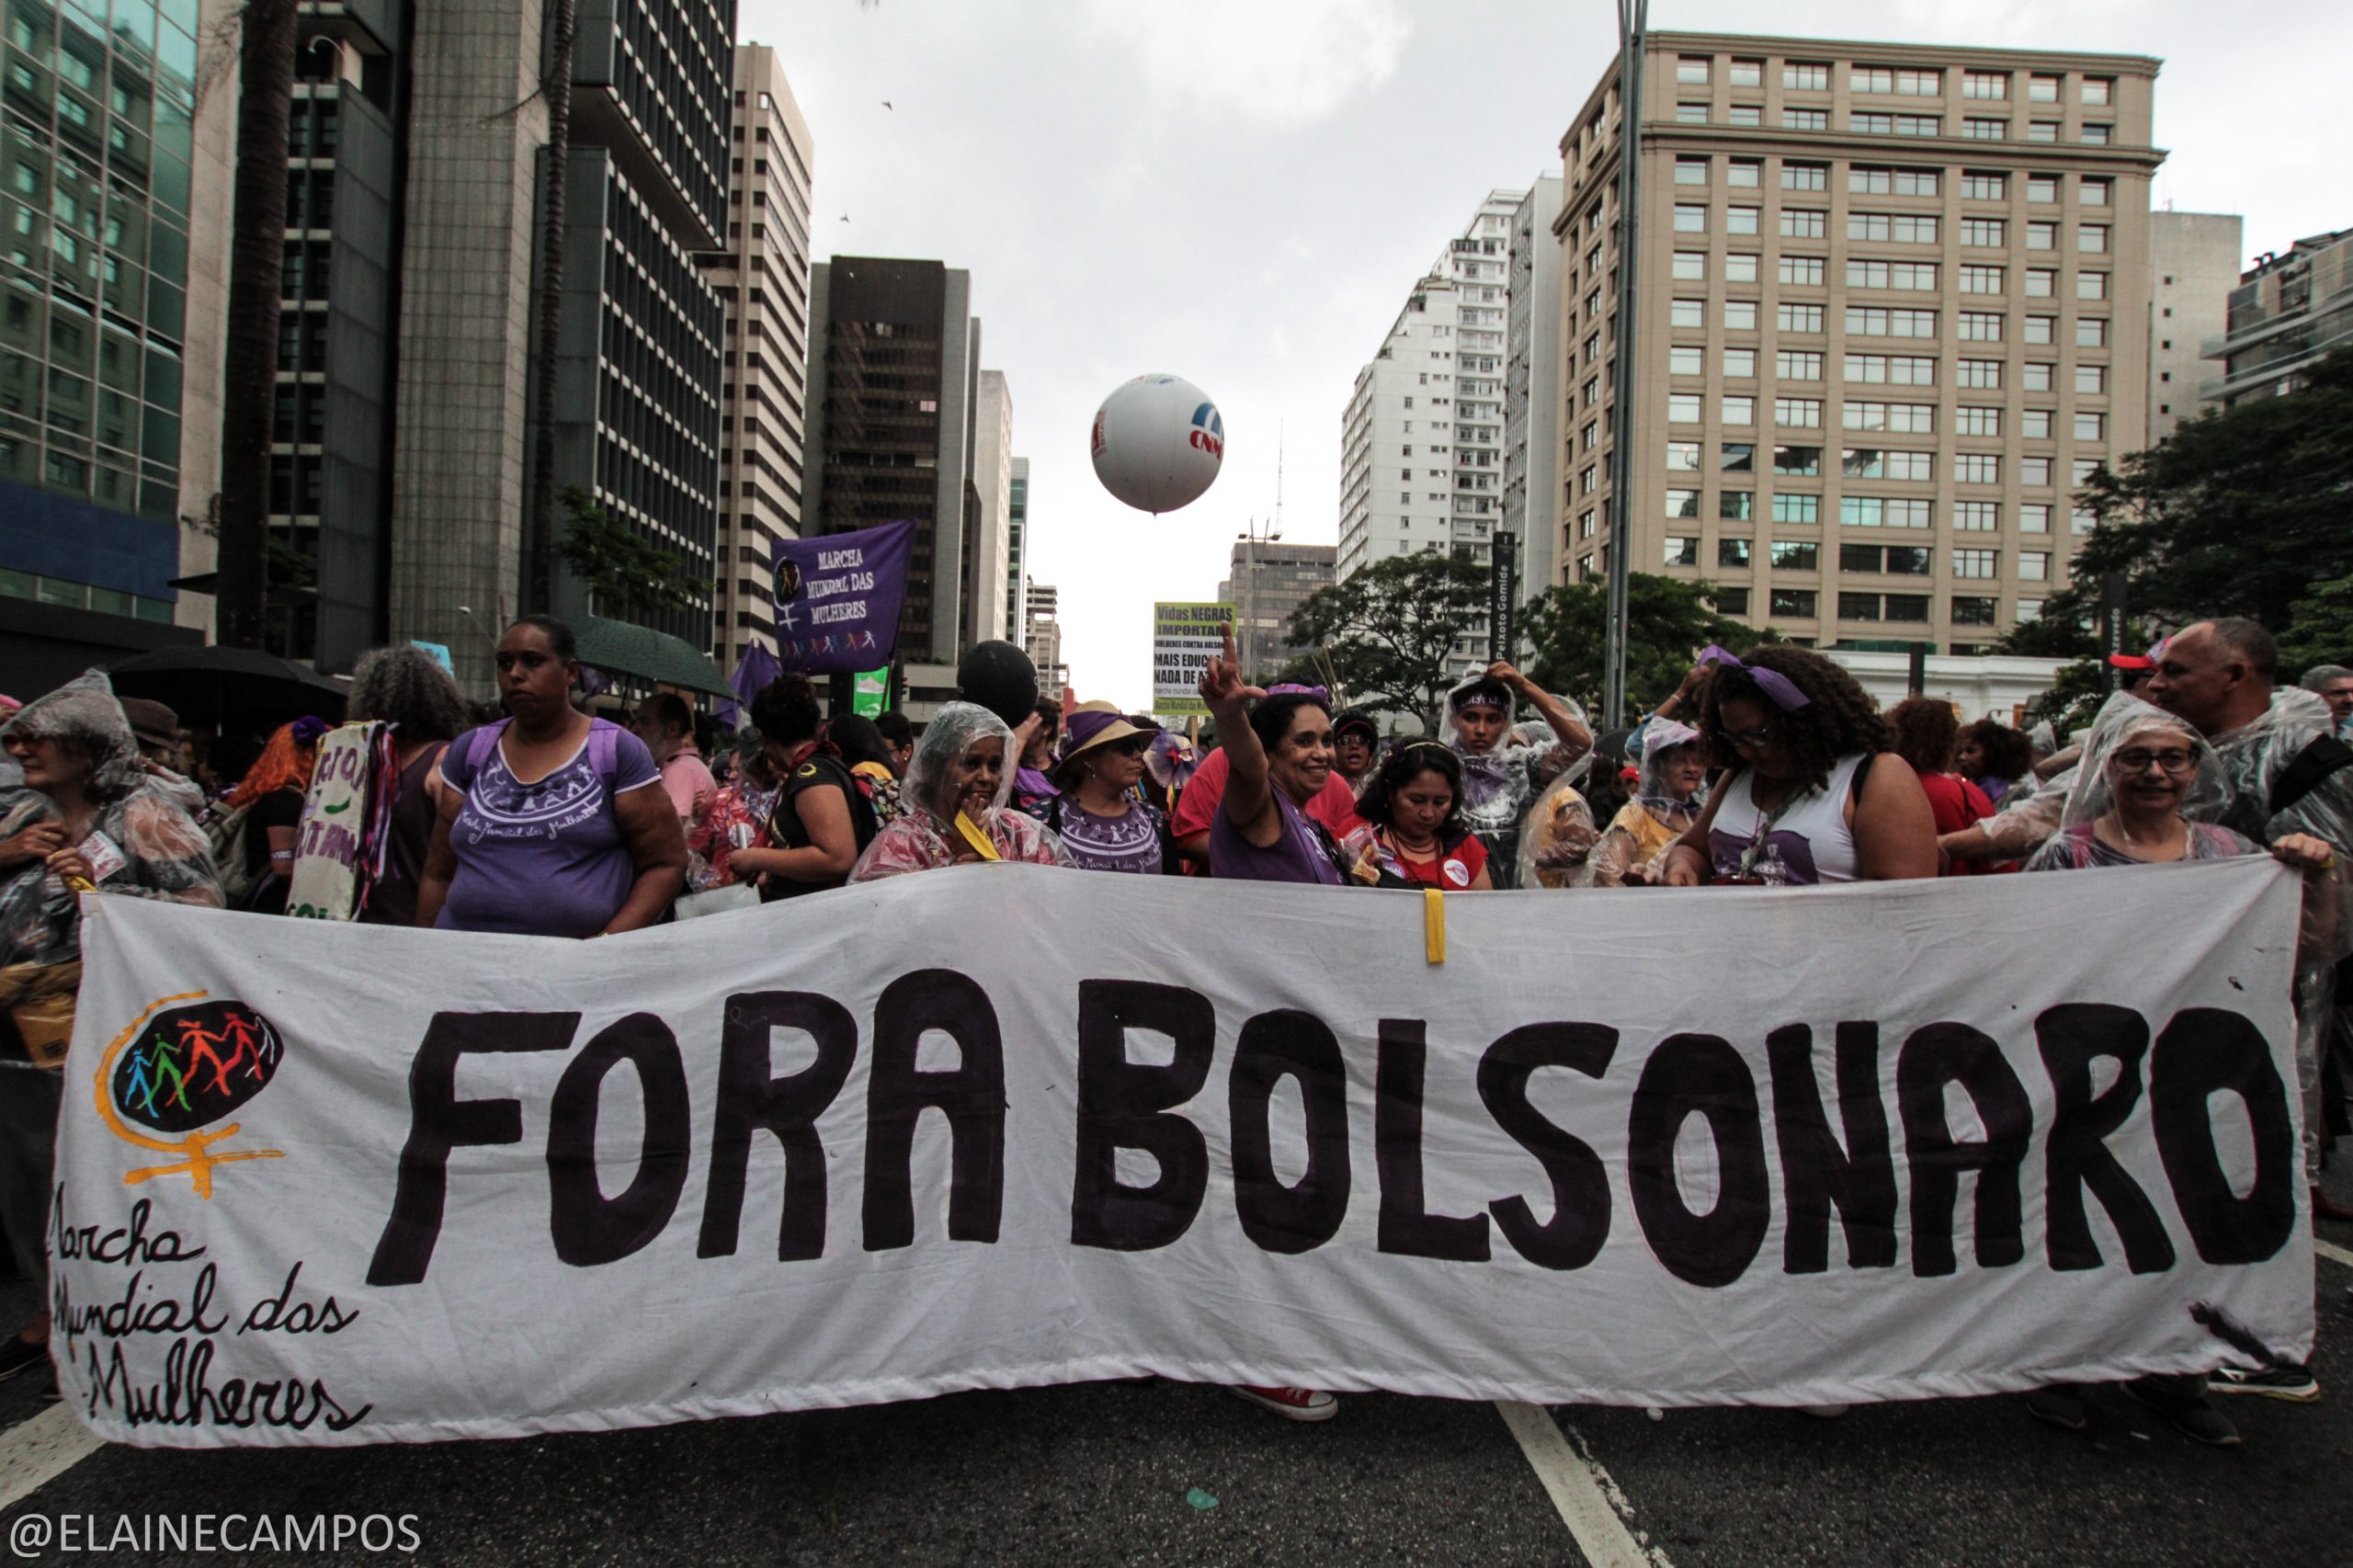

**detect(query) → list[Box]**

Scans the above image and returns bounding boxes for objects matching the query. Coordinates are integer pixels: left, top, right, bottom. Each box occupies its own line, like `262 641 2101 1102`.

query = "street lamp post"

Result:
1602 0 1647 728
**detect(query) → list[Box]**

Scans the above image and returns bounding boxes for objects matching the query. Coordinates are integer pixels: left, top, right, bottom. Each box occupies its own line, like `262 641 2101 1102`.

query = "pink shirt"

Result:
657 745 718 825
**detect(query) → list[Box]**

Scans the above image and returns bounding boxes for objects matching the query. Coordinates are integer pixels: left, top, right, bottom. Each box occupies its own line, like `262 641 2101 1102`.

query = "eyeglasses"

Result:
1720 723 1774 751
2114 747 2197 775
1108 736 1152 756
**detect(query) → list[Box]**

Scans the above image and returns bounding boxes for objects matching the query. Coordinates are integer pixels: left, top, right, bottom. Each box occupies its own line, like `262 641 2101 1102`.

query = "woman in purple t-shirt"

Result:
1198 626 1345 888
415 617 688 939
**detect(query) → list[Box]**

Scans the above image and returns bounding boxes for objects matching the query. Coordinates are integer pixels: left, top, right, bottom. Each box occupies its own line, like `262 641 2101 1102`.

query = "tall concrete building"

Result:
265 2 408 673
0 0 222 687
1559 35 2160 654
2201 227 2352 410
1219 540 1336 678
2146 211 2239 442
1341 187 1557 681
1004 455 1029 640
801 256 980 710
968 368 1013 654
699 44 815 676
1503 177 1565 608
392 0 733 690
1023 580 1064 699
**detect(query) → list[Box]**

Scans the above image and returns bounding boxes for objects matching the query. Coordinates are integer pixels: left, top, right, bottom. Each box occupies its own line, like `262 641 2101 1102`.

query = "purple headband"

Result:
1266 684 1329 701
1698 644 1811 713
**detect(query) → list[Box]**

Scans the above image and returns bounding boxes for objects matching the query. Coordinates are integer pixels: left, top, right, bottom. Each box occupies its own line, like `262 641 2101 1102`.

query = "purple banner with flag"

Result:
772 519 916 675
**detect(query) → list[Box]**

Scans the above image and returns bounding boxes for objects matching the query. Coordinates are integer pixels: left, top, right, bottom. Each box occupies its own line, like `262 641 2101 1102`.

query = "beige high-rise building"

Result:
1557 34 2160 654
700 44 815 675
2147 210 2240 442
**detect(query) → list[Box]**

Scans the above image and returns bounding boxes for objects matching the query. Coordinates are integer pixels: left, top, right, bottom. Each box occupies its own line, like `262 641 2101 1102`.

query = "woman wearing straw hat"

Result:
1042 702 1176 875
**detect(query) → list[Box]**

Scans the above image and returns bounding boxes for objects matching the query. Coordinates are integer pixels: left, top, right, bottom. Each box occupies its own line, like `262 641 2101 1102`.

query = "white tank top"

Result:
1706 752 1869 884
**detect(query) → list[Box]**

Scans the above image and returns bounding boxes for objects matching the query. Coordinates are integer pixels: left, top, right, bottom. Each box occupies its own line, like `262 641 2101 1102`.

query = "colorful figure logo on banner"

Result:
1090 373 1224 514
96 994 288 1198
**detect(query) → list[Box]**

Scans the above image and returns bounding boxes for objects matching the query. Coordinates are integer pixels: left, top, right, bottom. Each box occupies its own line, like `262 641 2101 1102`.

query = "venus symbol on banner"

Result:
1089 374 1224 514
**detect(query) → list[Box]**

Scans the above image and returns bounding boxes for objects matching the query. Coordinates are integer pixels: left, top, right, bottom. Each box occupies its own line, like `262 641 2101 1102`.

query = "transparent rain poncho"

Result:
2043 694 2231 837
1448 672 1590 891
1518 774 1599 891
848 701 1071 881
1584 722 1707 889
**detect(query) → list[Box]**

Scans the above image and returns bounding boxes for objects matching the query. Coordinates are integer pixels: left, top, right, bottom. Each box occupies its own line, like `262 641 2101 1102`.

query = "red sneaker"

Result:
1228 1385 1339 1422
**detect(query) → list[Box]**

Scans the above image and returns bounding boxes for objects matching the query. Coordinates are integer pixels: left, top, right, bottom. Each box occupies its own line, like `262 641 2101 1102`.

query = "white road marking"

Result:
2318 1237 2353 1270
1495 1401 1671 1568
0 1404 102 1512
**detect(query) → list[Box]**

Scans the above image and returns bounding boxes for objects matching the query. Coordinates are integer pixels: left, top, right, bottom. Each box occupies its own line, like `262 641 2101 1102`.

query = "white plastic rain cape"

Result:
1584 722 1706 889
848 702 1071 880
1448 673 1589 890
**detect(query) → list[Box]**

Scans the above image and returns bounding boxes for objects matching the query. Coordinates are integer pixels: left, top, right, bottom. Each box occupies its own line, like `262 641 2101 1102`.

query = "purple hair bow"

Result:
1697 644 1810 712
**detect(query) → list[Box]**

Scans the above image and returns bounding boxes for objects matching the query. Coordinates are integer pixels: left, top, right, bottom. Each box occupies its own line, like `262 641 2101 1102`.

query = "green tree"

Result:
1520 574 1771 726
556 487 699 622
1282 552 1487 731
2012 347 2353 641
2279 571 2353 674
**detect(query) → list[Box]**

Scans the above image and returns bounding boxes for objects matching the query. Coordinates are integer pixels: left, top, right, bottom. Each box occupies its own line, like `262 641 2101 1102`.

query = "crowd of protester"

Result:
0 609 2347 1443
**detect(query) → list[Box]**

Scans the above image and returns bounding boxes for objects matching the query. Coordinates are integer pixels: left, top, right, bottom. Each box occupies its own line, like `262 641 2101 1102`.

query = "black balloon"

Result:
957 641 1039 729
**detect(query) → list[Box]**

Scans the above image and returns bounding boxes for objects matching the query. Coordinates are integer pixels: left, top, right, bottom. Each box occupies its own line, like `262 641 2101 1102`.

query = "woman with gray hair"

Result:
347 644 469 927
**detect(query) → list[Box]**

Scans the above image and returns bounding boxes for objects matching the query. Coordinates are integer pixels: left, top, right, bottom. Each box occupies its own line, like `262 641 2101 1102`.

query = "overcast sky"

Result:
739 0 2350 709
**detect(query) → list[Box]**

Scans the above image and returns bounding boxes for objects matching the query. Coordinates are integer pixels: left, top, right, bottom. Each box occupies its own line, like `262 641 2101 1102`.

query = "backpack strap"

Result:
2268 734 2353 818
587 720 620 789
460 718 513 781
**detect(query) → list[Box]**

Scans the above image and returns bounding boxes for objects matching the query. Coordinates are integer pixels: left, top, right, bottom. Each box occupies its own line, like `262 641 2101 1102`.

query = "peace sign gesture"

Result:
1196 622 1265 722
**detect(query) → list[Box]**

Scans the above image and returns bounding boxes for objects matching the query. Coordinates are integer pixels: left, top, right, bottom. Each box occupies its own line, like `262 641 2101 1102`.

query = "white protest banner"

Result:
52 858 2314 1449
1152 601 1232 718
284 722 385 922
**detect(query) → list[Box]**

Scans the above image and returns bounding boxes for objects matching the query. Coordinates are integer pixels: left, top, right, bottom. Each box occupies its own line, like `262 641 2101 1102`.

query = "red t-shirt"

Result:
1169 747 1363 875
1921 772 2009 876
1384 830 1488 889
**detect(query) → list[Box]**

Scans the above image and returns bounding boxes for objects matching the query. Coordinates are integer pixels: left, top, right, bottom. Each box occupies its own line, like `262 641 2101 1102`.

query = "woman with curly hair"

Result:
1339 741 1492 889
347 643 469 926
1886 697 1999 877
222 716 325 914
1659 645 1936 886
1956 718 2035 807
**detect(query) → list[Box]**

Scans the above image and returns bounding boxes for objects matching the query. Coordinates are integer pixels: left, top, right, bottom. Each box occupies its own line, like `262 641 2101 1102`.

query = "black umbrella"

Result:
106 645 347 733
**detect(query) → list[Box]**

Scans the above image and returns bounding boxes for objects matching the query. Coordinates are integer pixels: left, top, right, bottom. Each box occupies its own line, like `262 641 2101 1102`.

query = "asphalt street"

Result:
0 1192 2347 1565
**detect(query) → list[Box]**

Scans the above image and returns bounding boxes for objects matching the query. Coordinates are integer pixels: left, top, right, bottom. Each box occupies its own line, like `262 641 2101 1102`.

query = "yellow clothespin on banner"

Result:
1423 887 1446 965
952 812 1003 861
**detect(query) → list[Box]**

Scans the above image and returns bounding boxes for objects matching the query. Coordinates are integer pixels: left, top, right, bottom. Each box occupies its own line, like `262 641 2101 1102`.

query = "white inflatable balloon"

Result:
1089 374 1224 515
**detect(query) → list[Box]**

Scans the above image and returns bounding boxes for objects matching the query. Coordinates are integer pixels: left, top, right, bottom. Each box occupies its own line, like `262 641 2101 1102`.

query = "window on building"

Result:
1722 394 1756 424
1677 55 1712 84
1666 440 1701 470
2075 412 2106 441
1955 502 2001 532
1719 538 1753 567
2078 223 2110 254
1784 62 1830 90
2028 120 2060 142
2019 551 2050 581
1675 156 1710 186
1722 442 1756 471
1951 597 1997 626
1849 166 1941 197
1775 397 1823 427
1780 207 1827 239
2024 267 2057 297
1774 445 1823 475
2029 74 2062 102
1674 203 1708 232
2028 175 2060 203
2081 76 2113 106
1955 454 2002 483
1665 536 1700 566
1780 256 1826 286
1784 108 1829 131
2021 408 2054 438
1672 250 1706 280
1671 297 1705 327
1723 347 1758 378
1960 218 2006 247
1770 588 1819 617
1956 358 2002 390
1728 104 1764 128
1724 253 1761 283
1665 488 1700 517
1778 349 1825 380
1843 449 1934 480
1782 161 1829 191
1675 101 1710 125
1720 489 1754 520
2072 503 2099 533
1954 406 2003 437
1771 540 1820 571
2081 176 2111 206
1727 205 1761 235
2020 454 2053 483
2019 502 2052 533
1779 303 1824 333
2077 271 2109 301
2022 364 2056 393
1669 393 1701 422
2024 314 2056 345
1772 492 1821 524
1961 118 2006 140
1847 260 1938 290
1961 72 2009 99
1728 158 1762 187
1959 265 2005 294
1724 299 1759 330
2081 123 2111 145
2075 364 2107 395
1671 345 1704 375
2075 317 2108 347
